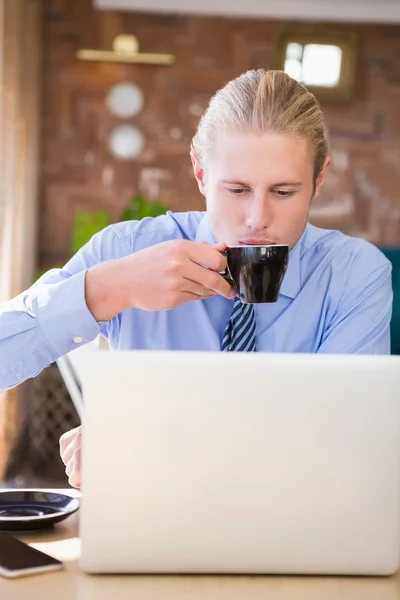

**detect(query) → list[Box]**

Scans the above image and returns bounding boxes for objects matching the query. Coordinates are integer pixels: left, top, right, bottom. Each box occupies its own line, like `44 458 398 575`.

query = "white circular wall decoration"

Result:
106 82 144 118
108 125 144 160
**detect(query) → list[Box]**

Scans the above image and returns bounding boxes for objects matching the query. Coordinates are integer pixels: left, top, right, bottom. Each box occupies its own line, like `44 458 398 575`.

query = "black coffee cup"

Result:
222 245 289 303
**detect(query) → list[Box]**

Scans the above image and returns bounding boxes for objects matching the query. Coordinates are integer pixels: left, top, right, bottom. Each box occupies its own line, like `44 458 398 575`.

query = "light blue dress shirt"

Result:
0 211 393 392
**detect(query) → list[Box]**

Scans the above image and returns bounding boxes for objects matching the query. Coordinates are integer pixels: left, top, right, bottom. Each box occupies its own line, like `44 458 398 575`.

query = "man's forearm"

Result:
85 259 131 322
0 270 100 391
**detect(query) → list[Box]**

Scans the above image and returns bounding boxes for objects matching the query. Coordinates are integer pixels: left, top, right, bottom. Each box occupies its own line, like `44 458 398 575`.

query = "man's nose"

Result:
245 196 273 231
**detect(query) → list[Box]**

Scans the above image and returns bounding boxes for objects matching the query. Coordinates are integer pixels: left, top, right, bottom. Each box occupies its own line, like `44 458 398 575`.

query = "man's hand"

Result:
85 240 236 321
59 426 82 489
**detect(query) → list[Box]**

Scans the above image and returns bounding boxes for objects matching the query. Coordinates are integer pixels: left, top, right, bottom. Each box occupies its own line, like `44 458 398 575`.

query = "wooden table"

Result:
1 490 400 600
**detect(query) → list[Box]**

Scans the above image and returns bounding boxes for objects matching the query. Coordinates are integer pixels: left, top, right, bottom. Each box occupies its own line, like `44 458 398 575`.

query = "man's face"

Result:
192 130 330 249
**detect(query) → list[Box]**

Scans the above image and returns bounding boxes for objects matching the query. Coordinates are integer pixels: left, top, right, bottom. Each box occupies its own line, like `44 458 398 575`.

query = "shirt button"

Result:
72 336 83 344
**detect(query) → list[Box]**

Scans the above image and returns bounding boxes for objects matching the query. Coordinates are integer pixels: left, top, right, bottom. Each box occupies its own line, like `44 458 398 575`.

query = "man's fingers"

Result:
61 441 77 466
61 433 81 464
60 426 82 489
68 466 81 489
212 242 228 252
181 278 217 297
59 426 81 455
66 448 81 489
60 427 81 469
184 263 236 299
188 242 228 272
68 473 81 489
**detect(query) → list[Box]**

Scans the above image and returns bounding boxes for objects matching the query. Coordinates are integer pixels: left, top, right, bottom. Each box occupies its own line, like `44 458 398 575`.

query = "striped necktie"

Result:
221 297 257 352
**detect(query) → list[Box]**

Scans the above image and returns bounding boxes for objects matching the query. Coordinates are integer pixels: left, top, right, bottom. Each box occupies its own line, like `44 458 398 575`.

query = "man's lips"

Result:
238 238 276 245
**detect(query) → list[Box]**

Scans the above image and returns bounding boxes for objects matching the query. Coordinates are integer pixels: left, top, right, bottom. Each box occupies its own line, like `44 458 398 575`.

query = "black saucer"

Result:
0 489 80 532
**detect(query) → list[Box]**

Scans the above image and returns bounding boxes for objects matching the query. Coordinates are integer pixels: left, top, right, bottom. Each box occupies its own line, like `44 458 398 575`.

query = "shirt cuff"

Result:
35 270 101 357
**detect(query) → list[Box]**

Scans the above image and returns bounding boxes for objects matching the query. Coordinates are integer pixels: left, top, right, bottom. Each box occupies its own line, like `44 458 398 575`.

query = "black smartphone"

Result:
0 532 63 578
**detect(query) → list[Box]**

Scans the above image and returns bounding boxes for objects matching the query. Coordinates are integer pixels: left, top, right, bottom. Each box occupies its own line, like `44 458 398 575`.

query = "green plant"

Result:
120 195 167 222
34 194 167 281
70 209 111 256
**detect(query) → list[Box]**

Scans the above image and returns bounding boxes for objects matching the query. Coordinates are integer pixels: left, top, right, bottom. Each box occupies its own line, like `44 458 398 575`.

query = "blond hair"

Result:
191 69 329 183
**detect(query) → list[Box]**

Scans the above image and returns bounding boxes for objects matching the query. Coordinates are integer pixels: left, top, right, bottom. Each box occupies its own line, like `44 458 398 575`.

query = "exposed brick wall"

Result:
39 0 400 268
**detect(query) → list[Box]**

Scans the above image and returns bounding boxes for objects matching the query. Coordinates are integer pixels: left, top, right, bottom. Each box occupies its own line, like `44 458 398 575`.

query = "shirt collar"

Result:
195 213 304 300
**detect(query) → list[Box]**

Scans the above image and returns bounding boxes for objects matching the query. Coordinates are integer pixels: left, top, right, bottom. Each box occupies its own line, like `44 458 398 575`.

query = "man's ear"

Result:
313 156 331 199
190 150 206 196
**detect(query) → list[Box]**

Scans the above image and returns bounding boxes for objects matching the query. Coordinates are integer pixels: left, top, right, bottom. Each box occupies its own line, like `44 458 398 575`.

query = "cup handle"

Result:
220 251 235 288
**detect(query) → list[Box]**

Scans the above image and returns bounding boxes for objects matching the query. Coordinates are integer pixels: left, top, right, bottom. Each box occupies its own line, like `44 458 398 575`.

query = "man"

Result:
0 69 393 487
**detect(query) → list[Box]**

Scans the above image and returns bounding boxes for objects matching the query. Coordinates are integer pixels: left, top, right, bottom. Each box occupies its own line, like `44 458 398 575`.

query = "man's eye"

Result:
274 190 295 197
228 188 246 195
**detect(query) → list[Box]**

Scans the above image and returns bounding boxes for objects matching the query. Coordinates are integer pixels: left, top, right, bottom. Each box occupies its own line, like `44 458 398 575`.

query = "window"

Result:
277 32 358 102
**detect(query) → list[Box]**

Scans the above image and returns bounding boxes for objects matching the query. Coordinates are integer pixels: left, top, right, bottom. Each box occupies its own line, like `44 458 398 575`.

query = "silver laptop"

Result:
77 350 400 576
